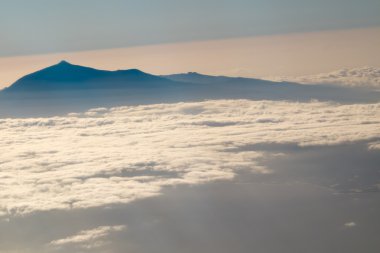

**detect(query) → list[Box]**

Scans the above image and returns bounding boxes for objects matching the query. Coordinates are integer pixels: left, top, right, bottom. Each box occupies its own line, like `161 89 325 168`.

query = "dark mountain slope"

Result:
4 61 172 92
163 72 267 85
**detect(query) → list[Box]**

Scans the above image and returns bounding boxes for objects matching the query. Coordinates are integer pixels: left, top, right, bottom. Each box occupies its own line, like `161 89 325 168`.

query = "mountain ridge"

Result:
3 61 172 92
2 61 298 93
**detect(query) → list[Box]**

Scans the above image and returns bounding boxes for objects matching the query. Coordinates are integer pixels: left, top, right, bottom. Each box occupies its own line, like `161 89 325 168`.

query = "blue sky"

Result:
1 0 380 56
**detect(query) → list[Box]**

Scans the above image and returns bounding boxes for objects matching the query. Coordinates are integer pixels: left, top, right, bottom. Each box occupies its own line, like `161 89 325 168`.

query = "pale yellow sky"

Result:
1 27 380 89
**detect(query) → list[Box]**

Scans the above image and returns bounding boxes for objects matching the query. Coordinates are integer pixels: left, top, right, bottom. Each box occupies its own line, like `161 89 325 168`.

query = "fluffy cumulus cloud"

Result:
49 225 126 250
0 100 380 217
268 67 380 88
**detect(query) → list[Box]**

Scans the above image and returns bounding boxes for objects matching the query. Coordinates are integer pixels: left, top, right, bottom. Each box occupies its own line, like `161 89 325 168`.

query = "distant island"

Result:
0 61 378 118
3 60 284 92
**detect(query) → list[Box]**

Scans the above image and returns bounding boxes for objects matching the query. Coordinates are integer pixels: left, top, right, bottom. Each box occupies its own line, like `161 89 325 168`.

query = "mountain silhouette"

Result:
4 61 172 92
163 72 268 85
3 61 317 94
4 61 297 93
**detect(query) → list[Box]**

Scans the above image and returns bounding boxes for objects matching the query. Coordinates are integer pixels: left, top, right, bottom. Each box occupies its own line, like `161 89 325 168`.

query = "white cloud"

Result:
49 225 126 249
368 141 380 150
266 67 380 89
0 100 379 217
344 222 356 228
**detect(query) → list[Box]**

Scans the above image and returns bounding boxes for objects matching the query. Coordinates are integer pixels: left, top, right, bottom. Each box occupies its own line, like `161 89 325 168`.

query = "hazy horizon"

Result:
1 27 380 88
1 0 380 88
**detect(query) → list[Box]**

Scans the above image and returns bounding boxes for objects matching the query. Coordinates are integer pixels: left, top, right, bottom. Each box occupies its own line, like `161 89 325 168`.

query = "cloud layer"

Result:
1 100 379 217
268 67 380 88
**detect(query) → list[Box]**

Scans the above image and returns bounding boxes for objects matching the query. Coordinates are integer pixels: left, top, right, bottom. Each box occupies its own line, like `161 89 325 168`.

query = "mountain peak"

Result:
51 60 81 71
185 72 205 77
57 60 72 66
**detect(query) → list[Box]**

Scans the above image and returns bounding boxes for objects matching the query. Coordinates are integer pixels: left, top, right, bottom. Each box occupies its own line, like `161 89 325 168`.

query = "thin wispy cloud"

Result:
48 225 126 250
344 222 357 228
0 100 379 218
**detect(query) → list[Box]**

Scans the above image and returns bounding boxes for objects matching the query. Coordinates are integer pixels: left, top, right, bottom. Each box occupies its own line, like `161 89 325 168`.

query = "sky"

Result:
1 0 380 56
1 0 380 87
